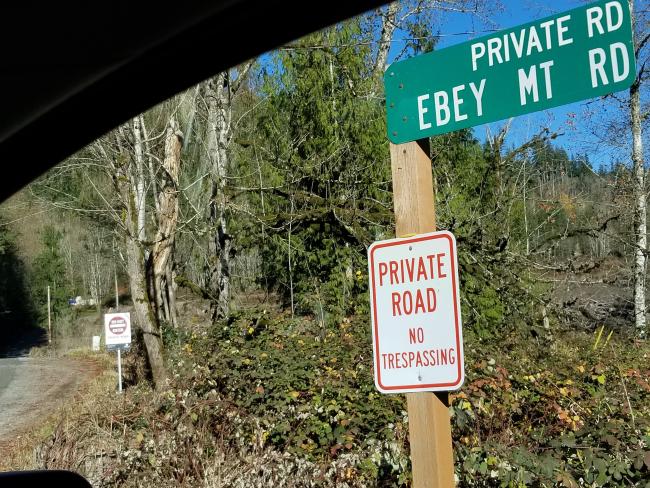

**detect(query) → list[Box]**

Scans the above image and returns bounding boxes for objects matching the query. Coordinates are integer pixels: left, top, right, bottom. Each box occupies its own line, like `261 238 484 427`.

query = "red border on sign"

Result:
369 231 463 391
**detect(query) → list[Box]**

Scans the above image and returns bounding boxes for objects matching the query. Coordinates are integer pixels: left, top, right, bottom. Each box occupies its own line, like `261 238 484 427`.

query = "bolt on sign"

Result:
368 231 464 393
104 312 131 350
385 0 635 144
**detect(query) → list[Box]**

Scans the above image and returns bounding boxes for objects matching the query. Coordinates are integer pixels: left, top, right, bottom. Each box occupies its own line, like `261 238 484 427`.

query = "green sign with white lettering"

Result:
385 0 635 144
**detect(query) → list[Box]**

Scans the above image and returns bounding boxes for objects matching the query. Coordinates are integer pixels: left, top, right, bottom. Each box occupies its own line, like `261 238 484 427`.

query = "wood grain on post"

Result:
389 140 455 488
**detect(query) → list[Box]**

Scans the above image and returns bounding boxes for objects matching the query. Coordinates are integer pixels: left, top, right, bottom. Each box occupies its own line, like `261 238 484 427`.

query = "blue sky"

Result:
385 0 640 168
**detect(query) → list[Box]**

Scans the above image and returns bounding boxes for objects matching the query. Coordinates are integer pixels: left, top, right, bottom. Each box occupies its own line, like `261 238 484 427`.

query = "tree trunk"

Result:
631 67 646 339
132 116 147 243
373 2 399 85
205 72 233 319
203 63 253 320
113 129 166 389
140 114 160 219
125 234 167 387
630 0 646 339
151 118 183 328
166 266 178 327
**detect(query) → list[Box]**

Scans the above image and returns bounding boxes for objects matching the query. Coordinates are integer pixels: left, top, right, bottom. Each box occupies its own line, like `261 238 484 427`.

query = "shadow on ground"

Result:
0 327 47 358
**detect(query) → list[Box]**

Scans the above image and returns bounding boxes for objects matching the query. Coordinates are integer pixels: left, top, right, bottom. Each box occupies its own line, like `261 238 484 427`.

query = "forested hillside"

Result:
1 1 648 486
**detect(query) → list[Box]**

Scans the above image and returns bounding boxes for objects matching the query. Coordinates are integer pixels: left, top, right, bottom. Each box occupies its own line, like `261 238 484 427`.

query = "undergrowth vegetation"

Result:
36 305 649 487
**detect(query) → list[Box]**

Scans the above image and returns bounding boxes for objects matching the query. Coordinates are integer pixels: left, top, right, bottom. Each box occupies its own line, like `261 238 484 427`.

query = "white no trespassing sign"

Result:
368 231 464 393
104 312 132 347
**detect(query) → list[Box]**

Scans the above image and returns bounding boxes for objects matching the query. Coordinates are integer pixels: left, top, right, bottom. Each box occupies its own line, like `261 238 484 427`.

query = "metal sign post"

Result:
117 349 123 393
47 285 51 345
104 312 131 394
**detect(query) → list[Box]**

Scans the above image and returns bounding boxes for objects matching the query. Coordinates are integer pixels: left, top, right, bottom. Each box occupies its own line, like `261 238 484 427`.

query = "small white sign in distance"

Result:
368 231 464 393
104 312 132 347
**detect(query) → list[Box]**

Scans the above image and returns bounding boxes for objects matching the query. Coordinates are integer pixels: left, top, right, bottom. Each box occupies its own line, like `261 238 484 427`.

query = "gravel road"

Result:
0 357 92 444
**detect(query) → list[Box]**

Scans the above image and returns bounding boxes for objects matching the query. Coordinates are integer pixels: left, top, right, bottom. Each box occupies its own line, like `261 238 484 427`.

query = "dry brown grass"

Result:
0 355 112 472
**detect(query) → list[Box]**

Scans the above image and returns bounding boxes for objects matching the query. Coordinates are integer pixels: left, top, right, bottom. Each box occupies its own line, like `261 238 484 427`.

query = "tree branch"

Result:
636 32 650 57
231 60 254 95
530 214 621 254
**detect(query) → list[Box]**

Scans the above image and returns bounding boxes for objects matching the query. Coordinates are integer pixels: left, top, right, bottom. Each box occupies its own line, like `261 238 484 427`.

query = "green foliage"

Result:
173 308 411 485
30 225 74 321
452 328 650 487
155 309 649 487
0 221 36 344
247 20 391 324
431 130 542 337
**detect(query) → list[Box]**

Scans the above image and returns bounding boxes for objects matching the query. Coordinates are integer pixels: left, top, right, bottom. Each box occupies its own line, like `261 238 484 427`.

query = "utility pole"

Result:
115 264 119 310
47 285 52 345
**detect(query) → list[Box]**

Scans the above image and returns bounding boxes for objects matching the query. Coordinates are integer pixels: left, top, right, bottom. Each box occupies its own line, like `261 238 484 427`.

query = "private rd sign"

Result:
368 231 464 393
385 0 636 143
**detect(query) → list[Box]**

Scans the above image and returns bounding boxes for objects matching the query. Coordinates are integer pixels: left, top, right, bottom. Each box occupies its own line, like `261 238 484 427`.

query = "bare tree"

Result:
111 128 167 388
203 62 253 319
150 118 183 328
630 0 649 338
132 116 147 243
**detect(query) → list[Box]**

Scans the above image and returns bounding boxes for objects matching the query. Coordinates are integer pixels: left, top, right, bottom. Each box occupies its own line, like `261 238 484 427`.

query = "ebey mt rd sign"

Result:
368 231 464 393
385 0 635 143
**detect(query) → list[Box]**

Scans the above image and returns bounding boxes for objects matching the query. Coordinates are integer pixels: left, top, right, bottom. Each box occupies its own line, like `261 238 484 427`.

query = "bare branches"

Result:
636 31 650 57
530 215 621 254
231 60 254 96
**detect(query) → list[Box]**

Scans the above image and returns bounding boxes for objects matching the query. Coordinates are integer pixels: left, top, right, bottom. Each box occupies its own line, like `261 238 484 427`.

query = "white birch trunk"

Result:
630 0 647 338
132 116 147 243
632 85 646 337
202 63 253 319
373 3 399 85
205 72 233 319
140 114 160 219
113 127 166 389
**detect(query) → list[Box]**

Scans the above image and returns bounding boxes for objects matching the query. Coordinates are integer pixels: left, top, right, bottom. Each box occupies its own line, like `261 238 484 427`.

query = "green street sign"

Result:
385 0 636 144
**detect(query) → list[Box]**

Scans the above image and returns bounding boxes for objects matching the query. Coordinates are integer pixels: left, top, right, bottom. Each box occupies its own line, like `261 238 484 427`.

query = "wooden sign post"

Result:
390 139 454 487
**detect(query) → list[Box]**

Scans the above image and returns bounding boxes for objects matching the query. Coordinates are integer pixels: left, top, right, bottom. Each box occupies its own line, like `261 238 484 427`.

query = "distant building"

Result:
69 296 97 307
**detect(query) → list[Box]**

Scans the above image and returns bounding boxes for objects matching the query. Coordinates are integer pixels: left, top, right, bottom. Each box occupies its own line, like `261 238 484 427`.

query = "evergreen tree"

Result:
252 21 392 322
31 225 73 321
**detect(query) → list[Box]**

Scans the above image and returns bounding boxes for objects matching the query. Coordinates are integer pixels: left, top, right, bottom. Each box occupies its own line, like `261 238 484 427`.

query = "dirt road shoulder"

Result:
0 355 106 470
